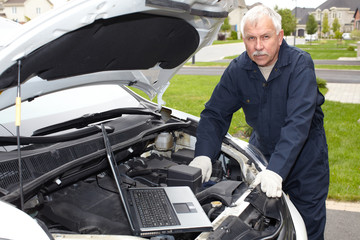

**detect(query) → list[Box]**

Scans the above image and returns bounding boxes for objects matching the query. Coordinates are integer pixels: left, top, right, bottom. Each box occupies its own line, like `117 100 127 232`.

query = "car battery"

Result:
167 164 202 193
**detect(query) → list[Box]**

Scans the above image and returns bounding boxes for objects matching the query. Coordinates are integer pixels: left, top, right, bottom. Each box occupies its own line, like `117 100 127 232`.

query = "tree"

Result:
220 17 231 32
332 17 340 33
321 13 330 38
219 17 231 40
306 14 318 44
332 17 341 41
277 8 296 37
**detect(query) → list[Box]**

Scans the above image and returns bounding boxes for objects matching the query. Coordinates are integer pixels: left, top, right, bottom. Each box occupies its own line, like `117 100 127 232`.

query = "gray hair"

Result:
240 4 282 37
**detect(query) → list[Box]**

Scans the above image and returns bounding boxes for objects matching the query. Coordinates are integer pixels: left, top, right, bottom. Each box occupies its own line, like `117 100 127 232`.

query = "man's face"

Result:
243 16 284 67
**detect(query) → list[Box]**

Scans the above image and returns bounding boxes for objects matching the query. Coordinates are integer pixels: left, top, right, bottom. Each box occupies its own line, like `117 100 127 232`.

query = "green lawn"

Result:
301 49 356 59
212 39 243 45
133 75 360 201
321 100 360 201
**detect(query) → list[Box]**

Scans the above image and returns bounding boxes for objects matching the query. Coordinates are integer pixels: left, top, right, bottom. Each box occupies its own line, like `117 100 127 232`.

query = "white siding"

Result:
3 0 53 23
24 0 52 21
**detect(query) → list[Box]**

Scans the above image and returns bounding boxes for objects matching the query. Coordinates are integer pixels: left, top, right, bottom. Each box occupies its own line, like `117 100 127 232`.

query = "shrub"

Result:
230 30 238 40
347 46 355 51
334 31 342 40
317 77 327 89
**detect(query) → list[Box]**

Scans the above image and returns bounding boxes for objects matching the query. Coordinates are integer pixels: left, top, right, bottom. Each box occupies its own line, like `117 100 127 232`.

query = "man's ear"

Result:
278 29 284 45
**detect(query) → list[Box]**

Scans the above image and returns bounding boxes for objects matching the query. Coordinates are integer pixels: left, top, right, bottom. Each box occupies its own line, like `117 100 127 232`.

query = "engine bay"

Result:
32 130 248 236
1 113 285 239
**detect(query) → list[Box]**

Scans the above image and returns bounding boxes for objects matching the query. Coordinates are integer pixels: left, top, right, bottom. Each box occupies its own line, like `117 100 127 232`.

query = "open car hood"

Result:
0 0 236 110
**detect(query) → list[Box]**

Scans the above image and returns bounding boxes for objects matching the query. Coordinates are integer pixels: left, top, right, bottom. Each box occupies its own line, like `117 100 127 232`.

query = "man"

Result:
189 4 329 240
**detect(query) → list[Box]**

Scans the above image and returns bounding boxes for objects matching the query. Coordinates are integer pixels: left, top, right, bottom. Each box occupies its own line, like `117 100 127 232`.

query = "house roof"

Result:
316 0 359 11
292 7 315 25
4 0 26 5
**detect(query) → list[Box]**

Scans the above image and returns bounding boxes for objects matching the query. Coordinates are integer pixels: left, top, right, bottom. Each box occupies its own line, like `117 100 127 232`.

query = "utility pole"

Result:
293 0 297 46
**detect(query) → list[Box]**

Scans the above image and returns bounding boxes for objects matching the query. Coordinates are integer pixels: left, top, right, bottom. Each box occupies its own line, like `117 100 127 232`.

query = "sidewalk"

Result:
325 83 360 104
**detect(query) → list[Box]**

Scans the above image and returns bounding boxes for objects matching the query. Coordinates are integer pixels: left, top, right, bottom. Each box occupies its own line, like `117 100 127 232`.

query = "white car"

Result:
0 0 306 239
342 33 352 40
305 34 318 42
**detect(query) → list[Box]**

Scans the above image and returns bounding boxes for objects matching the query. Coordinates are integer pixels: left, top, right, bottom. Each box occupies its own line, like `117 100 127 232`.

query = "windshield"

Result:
0 85 142 138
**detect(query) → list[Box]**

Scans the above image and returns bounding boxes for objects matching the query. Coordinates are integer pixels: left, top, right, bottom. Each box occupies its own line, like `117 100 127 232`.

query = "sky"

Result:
244 0 327 10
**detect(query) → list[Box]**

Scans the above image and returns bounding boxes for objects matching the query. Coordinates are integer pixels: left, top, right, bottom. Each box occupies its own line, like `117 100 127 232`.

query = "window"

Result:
12 7 17 14
36 7 41 14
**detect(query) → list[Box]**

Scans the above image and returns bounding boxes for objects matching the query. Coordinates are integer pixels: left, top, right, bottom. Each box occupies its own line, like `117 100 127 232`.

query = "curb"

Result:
326 200 360 212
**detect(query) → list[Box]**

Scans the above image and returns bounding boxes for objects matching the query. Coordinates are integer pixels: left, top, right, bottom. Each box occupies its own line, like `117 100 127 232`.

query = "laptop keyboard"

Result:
131 188 180 228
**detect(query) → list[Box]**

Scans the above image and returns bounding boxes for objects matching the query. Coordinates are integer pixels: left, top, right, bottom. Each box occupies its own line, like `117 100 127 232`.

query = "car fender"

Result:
0 200 51 240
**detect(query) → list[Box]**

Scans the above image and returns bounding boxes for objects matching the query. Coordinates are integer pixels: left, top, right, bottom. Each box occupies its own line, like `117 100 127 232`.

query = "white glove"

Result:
189 156 212 183
253 169 283 198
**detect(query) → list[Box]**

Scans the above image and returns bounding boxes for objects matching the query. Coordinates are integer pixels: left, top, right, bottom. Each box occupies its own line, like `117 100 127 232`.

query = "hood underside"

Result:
0 13 199 89
0 0 236 110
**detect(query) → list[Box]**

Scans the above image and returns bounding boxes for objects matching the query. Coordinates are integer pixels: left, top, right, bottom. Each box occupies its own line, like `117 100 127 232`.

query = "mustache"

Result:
253 51 269 56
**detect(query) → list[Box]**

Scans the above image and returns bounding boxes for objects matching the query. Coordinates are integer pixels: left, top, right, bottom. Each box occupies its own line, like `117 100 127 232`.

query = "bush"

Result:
317 77 327 89
230 30 238 40
334 31 342 40
347 46 355 51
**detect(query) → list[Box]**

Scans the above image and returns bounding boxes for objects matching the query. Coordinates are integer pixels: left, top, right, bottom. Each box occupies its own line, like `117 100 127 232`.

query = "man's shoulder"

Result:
286 44 312 60
228 52 252 69
280 43 314 67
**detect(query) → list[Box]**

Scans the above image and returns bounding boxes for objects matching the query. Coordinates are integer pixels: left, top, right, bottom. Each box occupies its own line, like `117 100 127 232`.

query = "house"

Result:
228 0 357 39
354 7 360 30
228 0 247 39
311 0 358 35
292 7 315 37
0 0 5 18
2 0 53 23
291 0 358 37
228 0 272 39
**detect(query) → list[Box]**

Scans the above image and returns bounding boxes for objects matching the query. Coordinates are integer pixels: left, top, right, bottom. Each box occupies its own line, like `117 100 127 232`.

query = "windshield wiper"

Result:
32 108 160 136
0 125 113 146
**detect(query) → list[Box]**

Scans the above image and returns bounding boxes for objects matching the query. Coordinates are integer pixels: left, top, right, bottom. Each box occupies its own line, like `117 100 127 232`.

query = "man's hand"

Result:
253 169 283 198
189 156 212 182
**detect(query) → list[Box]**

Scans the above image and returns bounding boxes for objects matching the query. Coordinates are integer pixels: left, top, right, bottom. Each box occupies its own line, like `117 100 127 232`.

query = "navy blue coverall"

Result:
195 40 329 239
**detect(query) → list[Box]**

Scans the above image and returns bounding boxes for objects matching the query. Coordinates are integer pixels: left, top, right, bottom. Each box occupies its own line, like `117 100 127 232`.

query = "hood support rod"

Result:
16 59 24 211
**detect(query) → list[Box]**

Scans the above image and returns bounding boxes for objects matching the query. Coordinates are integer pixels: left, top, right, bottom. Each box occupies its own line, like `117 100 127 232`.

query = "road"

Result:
315 69 360 83
325 209 360 240
179 66 360 84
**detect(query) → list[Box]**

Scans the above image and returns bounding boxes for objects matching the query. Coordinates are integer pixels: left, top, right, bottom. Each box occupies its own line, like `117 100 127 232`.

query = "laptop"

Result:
100 124 213 237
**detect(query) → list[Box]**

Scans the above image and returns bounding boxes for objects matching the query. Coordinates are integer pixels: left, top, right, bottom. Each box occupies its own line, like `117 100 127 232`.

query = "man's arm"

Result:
195 66 242 160
267 54 318 181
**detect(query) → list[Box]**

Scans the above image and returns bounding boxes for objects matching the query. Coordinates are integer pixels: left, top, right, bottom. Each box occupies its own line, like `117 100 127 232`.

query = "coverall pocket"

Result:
240 96 259 126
